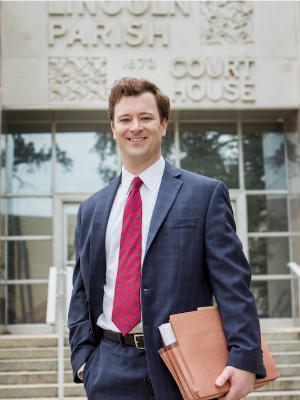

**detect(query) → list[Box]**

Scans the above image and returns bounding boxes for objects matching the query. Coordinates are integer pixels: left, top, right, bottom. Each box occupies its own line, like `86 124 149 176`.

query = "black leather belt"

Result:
102 329 145 349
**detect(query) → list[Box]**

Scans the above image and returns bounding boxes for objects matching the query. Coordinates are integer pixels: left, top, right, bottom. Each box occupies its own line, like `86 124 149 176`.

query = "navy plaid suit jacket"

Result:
68 159 266 399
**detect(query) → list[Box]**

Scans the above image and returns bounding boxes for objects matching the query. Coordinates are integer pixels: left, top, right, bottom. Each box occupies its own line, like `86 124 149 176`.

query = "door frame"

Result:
53 194 88 270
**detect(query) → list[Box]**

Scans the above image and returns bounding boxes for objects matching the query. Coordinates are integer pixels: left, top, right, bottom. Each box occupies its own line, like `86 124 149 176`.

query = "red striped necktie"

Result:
112 176 143 335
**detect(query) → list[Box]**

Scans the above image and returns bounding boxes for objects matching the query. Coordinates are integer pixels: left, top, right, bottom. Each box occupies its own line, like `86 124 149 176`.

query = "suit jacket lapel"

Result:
145 162 182 255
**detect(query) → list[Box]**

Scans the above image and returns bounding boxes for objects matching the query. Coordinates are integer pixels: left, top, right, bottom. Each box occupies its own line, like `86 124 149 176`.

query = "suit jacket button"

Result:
89 329 93 337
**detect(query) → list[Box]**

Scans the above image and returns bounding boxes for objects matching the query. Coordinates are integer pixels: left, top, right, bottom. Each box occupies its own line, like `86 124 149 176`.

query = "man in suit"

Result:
68 77 266 400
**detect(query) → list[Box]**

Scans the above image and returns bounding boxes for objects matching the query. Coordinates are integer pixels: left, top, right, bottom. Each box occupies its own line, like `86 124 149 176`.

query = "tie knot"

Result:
132 176 143 190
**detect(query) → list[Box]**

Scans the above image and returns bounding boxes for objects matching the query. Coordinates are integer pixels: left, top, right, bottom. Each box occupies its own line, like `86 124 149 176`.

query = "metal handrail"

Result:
252 274 292 281
287 262 300 277
47 266 73 400
287 262 300 326
251 266 300 326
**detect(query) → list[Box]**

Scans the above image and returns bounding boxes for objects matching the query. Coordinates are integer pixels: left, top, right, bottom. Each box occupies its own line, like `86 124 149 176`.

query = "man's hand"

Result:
215 366 255 400
78 370 83 381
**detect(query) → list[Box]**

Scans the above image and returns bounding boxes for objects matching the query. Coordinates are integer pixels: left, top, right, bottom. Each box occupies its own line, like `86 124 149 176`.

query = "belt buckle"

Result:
133 334 144 350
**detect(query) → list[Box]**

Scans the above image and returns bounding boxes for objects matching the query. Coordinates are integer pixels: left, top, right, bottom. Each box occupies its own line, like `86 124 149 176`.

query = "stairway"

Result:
246 328 300 400
0 329 299 400
0 334 86 400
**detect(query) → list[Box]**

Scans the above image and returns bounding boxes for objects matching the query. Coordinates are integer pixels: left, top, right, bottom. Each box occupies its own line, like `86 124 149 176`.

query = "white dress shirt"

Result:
97 156 165 333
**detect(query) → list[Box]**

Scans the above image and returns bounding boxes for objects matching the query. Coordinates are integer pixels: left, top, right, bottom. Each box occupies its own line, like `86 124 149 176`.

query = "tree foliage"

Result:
2 134 73 171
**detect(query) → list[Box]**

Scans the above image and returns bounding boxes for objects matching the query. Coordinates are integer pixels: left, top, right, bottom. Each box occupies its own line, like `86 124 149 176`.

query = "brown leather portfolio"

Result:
159 306 280 400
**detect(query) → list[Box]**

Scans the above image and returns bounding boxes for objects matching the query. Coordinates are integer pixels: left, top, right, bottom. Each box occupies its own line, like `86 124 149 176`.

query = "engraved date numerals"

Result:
123 58 156 70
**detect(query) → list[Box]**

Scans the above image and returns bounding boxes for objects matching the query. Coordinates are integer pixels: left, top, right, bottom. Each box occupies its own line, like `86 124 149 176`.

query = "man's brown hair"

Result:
108 77 170 123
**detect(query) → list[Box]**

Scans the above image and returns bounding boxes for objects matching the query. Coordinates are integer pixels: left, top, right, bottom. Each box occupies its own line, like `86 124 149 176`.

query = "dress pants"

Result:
82 336 156 400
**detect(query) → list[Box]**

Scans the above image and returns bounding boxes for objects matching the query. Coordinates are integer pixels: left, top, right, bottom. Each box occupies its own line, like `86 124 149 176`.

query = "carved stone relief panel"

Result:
49 57 107 102
200 1 253 45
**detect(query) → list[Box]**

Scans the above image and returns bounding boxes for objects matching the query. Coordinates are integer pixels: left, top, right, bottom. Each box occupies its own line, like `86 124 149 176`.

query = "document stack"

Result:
159 306 280 400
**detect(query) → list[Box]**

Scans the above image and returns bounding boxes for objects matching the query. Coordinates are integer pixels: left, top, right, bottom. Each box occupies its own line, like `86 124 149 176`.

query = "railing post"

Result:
298 273 300 326
57 267 65 400
287 262 300 327
47 266 66 400
291 270 296 323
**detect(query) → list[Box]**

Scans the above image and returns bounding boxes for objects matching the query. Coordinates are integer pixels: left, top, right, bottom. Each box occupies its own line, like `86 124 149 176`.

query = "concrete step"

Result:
0 383 86 399
272 351 300 364
0 335 61 348
278 363 300 377
257 377 300 391
1 370 296 396
5 341 300 356
0 370 74 385
0 331 297 346
261 330 300 341
0 347 71 359
245 390 300 399
0 358 71 372
267 340 300 352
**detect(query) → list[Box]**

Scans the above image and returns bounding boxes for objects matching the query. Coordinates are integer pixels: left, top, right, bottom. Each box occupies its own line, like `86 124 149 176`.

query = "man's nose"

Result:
130 119 143 133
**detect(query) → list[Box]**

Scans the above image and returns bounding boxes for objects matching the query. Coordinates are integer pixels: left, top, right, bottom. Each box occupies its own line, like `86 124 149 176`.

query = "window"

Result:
243 122 292 318
56 123 117 192
179 123 239 188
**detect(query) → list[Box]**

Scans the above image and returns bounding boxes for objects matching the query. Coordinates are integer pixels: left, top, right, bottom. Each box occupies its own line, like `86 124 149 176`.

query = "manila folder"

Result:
168 306 280 400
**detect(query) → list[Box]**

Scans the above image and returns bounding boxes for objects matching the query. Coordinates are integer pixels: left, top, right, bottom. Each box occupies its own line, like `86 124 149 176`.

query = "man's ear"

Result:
161 118 168 138
111 121 116 140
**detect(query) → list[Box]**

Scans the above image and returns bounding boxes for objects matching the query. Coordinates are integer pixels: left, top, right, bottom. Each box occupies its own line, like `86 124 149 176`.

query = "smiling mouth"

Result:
128 137 146 142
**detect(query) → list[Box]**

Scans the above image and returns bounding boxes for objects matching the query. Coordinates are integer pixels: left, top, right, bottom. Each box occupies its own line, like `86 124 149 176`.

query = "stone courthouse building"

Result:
0 1 300 334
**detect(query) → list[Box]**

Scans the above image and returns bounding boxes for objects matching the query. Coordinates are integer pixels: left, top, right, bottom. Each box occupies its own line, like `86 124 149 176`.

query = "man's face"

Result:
111 92 168 173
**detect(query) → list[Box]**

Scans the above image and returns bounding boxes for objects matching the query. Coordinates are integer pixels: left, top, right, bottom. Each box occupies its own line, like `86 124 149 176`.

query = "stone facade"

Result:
1 1 299 109
1 1 300 330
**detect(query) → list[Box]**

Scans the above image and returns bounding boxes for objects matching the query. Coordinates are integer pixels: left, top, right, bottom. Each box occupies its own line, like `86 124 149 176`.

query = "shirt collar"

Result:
121 156 165 195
